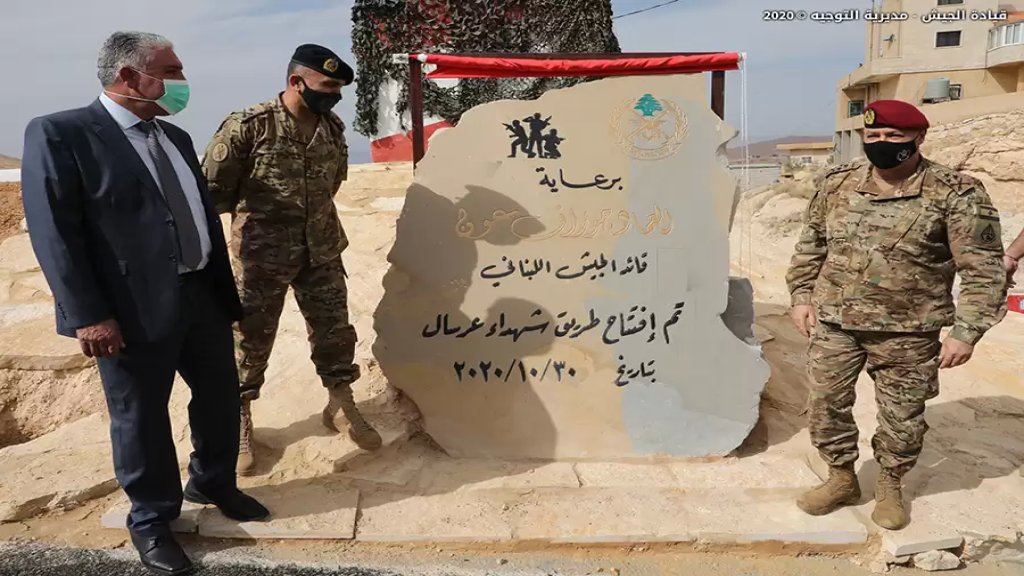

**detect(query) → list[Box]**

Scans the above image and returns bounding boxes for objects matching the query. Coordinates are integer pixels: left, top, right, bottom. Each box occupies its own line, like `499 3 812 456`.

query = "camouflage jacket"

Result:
785 157 1007 345
201 94 349 266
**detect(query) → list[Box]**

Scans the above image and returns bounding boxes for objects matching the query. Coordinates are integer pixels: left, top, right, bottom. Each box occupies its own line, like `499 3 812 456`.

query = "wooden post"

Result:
410 58 425 166
711 70 725 120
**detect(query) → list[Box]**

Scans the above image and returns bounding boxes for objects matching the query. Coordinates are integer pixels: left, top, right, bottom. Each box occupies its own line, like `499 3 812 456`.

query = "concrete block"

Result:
197 483 358 540
883 529 963 557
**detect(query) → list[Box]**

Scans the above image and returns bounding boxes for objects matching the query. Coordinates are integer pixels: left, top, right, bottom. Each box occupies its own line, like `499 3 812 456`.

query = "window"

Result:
949 84 962 100
937 0 963 4
936 31 961 47
1015 23 1023 44
848 99 865 117
801 156 813 164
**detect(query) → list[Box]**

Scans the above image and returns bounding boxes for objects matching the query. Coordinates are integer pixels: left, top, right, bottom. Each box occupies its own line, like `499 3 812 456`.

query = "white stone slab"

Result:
373 74 769 460
574 463 677 488
414 460 579 493
884 530 963 557
0 414 117 522
197 483 358 540
355 491 513 542
669 453 821 490
100 496 203 534
507 488 695 543
690 489 868 546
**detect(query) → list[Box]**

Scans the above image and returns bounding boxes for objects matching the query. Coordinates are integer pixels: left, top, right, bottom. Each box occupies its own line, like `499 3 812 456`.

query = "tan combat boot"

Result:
872 470 909 530
323 387 382 451
796 463 861 515
237 400 256 476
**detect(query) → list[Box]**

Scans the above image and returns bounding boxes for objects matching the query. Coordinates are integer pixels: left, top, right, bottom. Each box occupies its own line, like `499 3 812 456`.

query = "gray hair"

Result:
96 31 173 87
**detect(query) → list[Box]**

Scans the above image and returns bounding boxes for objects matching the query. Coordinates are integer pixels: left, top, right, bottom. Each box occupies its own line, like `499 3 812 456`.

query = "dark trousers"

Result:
96 271 240 536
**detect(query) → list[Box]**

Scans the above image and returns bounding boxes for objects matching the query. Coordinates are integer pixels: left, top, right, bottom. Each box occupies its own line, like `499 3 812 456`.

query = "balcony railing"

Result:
989 21 1024 50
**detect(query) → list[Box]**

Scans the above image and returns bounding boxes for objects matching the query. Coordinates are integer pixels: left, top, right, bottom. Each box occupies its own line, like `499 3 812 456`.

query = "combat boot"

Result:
872 470 909 530
323 386 382 451
237 400 256 476
796 463 861 515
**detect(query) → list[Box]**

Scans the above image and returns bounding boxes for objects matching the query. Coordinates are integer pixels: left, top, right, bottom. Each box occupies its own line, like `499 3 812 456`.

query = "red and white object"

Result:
370 78 453 163
1010 292 1024 314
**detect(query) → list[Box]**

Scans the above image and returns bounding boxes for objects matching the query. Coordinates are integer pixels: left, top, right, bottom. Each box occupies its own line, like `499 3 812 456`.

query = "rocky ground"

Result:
0 183 22 244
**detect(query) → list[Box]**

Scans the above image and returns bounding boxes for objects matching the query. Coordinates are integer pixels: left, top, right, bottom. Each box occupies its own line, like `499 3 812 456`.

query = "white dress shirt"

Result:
99 93 211 272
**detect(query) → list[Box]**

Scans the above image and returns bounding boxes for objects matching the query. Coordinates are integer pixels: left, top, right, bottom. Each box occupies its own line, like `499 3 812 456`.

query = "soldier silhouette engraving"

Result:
541 129 565 159
523 113 552 158
503 120 529 158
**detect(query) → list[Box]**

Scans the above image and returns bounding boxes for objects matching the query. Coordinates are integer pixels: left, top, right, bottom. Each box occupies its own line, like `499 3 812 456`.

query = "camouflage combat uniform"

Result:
201 94 358 400
786 157 1007 476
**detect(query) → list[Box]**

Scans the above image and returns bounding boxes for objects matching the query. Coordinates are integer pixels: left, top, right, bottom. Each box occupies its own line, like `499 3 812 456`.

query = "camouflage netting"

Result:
350 0 620 139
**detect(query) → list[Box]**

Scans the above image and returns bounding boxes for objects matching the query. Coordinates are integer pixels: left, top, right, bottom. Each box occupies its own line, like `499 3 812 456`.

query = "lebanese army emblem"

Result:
324 58 339 73
863 108 876 126
211 142 229 162
611 93 687 160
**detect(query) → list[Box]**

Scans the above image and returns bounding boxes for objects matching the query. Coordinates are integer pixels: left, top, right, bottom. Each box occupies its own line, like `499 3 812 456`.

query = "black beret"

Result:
291 44 354 84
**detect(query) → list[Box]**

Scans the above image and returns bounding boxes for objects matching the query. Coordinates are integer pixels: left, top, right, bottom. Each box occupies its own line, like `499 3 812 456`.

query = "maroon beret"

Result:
863 99 930 130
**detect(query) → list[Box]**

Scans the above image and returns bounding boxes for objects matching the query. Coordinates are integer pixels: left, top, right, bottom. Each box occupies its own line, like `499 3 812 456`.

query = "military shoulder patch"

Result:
211 141 229 162
974 220 999 245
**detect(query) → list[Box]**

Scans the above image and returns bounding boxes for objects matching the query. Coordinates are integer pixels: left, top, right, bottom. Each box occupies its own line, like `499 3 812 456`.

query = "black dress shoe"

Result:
183 481 270 522
129 530 193 576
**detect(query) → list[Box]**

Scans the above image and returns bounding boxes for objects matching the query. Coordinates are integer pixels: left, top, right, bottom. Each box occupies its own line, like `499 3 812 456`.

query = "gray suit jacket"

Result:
21 99 242 343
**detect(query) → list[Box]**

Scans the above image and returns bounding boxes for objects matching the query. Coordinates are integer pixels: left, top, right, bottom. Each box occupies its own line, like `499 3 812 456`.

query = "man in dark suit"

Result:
20 31 268 576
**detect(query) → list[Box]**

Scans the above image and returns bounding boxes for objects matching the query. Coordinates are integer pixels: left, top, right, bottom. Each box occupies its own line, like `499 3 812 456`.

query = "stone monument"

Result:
373 74 770 460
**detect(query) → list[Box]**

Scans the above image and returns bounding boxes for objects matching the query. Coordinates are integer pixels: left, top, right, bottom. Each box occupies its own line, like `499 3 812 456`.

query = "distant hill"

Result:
727 136 832 164
0 155 19 169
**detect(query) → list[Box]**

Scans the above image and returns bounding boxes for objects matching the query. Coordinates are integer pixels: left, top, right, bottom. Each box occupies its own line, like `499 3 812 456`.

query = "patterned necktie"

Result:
137 121 202 270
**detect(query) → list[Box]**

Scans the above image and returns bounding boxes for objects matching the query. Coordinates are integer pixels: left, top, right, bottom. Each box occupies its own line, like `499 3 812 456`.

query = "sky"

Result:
0 0 867 163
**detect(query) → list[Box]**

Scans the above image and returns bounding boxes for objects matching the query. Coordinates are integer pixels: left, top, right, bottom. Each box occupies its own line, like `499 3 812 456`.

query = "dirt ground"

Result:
0 183 22 243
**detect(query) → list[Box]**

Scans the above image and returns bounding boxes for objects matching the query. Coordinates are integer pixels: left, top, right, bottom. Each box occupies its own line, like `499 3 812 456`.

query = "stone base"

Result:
97 445 869 547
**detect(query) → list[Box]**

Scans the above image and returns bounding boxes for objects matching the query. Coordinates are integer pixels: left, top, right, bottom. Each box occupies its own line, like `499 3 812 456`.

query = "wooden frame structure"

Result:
395 52 730 166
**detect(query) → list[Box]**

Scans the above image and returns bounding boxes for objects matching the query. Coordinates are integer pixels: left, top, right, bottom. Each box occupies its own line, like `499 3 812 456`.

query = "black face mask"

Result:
298 80 341 115
863 139 918 169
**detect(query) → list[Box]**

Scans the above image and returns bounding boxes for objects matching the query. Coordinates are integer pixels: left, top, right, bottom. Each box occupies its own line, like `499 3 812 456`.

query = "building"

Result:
834 0 1024 162
776 142 834 166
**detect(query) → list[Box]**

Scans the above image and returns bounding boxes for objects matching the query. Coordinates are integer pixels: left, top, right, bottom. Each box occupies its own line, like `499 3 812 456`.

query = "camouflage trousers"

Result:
807 321 941 477
232 255 359 401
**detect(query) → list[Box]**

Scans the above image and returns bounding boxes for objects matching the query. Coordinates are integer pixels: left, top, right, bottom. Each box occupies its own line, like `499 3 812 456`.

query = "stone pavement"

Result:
98 435 868 548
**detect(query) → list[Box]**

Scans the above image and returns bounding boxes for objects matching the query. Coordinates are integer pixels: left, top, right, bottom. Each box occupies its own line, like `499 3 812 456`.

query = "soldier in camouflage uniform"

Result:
786 99 1007 530
201 44 381 476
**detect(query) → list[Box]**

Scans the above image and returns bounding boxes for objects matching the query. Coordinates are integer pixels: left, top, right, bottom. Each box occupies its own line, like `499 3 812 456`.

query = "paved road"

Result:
0 542 400 576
